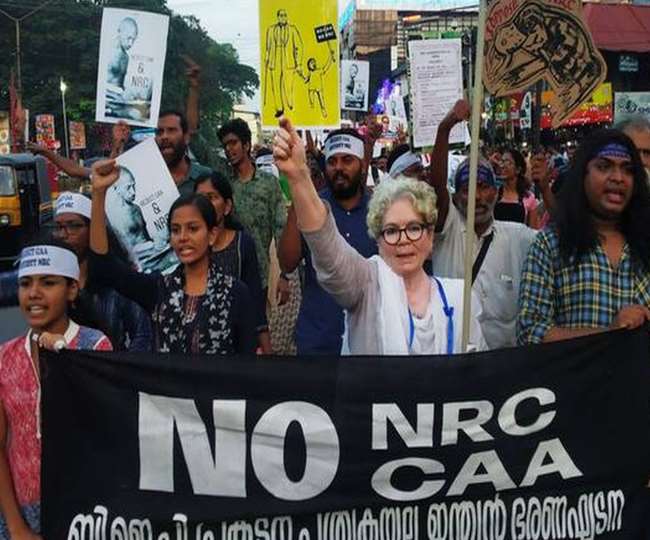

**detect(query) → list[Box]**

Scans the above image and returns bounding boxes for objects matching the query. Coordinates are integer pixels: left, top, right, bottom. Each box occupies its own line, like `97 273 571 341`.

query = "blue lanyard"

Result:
408 277 455 354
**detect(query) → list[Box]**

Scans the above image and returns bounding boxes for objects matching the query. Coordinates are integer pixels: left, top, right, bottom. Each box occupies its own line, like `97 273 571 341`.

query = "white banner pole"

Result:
461 0 488 351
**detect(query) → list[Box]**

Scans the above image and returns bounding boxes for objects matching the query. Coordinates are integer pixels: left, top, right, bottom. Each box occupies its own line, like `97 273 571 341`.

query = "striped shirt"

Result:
517 227 650 345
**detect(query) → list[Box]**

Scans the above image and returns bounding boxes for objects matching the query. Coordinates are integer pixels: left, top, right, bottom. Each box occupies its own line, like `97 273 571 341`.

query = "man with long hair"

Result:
518 129 650 344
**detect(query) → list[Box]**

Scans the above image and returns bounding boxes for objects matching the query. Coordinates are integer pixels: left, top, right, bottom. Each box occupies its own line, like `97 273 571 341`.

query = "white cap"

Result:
18 245 80 281
55 192 92 219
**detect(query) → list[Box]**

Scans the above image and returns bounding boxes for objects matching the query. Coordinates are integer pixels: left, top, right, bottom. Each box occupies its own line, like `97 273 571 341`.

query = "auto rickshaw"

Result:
0 153 53 269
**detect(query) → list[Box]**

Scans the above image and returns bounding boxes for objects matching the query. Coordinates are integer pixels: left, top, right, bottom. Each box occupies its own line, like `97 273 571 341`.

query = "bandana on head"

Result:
324 134 365 161
454 160 498 191
55 192 92 219
596 143 631 161
18 245 80 281
255 154 274 167
255 154 279 179
389 152 421 178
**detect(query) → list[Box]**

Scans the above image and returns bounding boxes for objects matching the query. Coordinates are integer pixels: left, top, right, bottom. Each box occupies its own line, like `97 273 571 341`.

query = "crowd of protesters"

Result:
1 60 650 536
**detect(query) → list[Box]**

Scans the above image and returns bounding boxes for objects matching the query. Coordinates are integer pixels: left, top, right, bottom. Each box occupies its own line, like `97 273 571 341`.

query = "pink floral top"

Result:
0 321 111 505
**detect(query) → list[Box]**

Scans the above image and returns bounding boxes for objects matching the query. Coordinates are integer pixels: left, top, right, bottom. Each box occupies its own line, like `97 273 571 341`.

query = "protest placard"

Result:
408 38 466 149
35 114 58 150
0 113 9 155
106 137 178 274
615 92 650 123
341 60 370 112
95 8 170 128
69 121 87 150
42 328 650 538
483 0 606 128
259 0 340 128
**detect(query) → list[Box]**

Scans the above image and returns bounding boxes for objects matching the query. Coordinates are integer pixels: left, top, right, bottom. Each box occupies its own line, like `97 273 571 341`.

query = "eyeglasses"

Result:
380 222 431 245
53 222 87 235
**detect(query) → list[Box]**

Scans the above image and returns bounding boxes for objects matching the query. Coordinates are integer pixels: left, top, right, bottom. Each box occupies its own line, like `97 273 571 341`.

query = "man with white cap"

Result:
278 128 377 354
0 192 153 351
429 101 536 349
386 144 426 181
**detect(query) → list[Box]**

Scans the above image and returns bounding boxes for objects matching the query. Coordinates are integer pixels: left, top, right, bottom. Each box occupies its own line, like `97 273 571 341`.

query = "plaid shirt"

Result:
517 227 650 344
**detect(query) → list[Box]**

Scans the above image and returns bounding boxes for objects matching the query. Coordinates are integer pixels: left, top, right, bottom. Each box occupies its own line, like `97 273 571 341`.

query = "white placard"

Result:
107 137 179 274
341 60 370 112
95 8 170 128
409 38 466 149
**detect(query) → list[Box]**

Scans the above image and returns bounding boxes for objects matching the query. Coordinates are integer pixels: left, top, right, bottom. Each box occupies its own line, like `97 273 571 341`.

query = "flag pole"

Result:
461 0 488 351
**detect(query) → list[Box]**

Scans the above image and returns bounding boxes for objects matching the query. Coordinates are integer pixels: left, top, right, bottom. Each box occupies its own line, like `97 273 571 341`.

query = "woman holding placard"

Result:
88 159 257 355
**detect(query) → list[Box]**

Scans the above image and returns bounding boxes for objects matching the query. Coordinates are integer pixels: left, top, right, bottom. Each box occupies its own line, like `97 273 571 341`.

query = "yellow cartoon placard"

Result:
483 0 607 128
259 0 340 129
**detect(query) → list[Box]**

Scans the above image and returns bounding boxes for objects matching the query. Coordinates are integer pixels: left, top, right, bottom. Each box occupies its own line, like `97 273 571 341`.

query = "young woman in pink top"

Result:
0 240 111 539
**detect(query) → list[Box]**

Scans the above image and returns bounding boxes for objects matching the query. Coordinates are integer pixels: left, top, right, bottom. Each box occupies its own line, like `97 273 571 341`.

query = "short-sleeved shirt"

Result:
230 167 288 288
432 203 536 349
0 321 112 506
296 189 377 354
517 227 650 345
176 158 213 197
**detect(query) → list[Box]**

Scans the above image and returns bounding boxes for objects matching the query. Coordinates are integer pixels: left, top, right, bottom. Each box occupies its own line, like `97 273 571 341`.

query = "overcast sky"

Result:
166 0 348 111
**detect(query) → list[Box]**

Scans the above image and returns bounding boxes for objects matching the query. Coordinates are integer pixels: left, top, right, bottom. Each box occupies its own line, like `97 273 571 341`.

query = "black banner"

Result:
41 328 650 539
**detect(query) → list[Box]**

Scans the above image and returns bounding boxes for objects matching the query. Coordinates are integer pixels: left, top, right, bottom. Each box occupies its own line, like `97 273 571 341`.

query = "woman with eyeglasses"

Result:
272 118 486 354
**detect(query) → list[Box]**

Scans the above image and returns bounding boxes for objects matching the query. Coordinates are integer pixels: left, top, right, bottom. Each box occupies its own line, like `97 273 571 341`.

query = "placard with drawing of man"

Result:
96 8 170 128
106 138 179 274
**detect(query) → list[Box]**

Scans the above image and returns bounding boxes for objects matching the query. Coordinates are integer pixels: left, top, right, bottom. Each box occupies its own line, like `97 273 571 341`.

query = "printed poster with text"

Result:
95 8 170 128
259 0 340 129
409 38 466 149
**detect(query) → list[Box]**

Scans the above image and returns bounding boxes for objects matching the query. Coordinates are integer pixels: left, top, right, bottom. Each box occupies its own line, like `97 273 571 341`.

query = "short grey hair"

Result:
367 176 438 239
615 115 650 135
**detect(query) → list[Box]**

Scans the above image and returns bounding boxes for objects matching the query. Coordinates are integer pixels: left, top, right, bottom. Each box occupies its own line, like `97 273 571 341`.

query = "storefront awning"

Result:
583 3 650 53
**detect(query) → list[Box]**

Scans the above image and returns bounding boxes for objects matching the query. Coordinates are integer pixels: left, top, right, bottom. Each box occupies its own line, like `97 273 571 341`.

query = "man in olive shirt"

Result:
155 110 212 195
218 118 287 294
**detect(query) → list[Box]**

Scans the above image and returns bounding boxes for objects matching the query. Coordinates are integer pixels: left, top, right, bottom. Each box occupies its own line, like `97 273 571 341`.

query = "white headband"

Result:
256 154 280 179
18 245 80 281
389 152 421 178
324 134 364 160
56 192 92 219
256 154 274 167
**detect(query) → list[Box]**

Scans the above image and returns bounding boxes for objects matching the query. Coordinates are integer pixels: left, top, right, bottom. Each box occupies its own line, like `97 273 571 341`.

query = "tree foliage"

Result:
0 0 258 154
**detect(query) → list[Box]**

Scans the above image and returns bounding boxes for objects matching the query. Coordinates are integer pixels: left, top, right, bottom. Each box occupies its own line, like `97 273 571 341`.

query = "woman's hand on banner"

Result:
10 524 42 540
273 118 309 183
91 159 120 193
37 332 67 352
611 305 650 330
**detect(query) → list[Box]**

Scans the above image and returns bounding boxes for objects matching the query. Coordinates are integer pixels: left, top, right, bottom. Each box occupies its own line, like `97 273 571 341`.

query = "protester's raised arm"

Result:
90 159 120 255
183 55 202 136
27 142 90 179
428 99 469 231
278 204 303 273
273 118 327 232
363 120 382 181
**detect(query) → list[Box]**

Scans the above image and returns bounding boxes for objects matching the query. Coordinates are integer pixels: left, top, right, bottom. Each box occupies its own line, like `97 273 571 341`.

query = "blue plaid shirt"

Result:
517 227 650 344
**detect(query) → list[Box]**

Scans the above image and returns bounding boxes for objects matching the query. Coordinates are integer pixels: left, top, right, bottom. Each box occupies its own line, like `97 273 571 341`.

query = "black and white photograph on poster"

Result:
341 60 369 111
95 8 169 127
106 137 179 274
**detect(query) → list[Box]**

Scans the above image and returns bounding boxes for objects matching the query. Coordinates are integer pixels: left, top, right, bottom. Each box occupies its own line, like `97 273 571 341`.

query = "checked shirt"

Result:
517 227 650 345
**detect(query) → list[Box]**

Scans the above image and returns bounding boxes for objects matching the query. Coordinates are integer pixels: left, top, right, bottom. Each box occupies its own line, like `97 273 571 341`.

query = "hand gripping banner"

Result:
41 328 650 539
